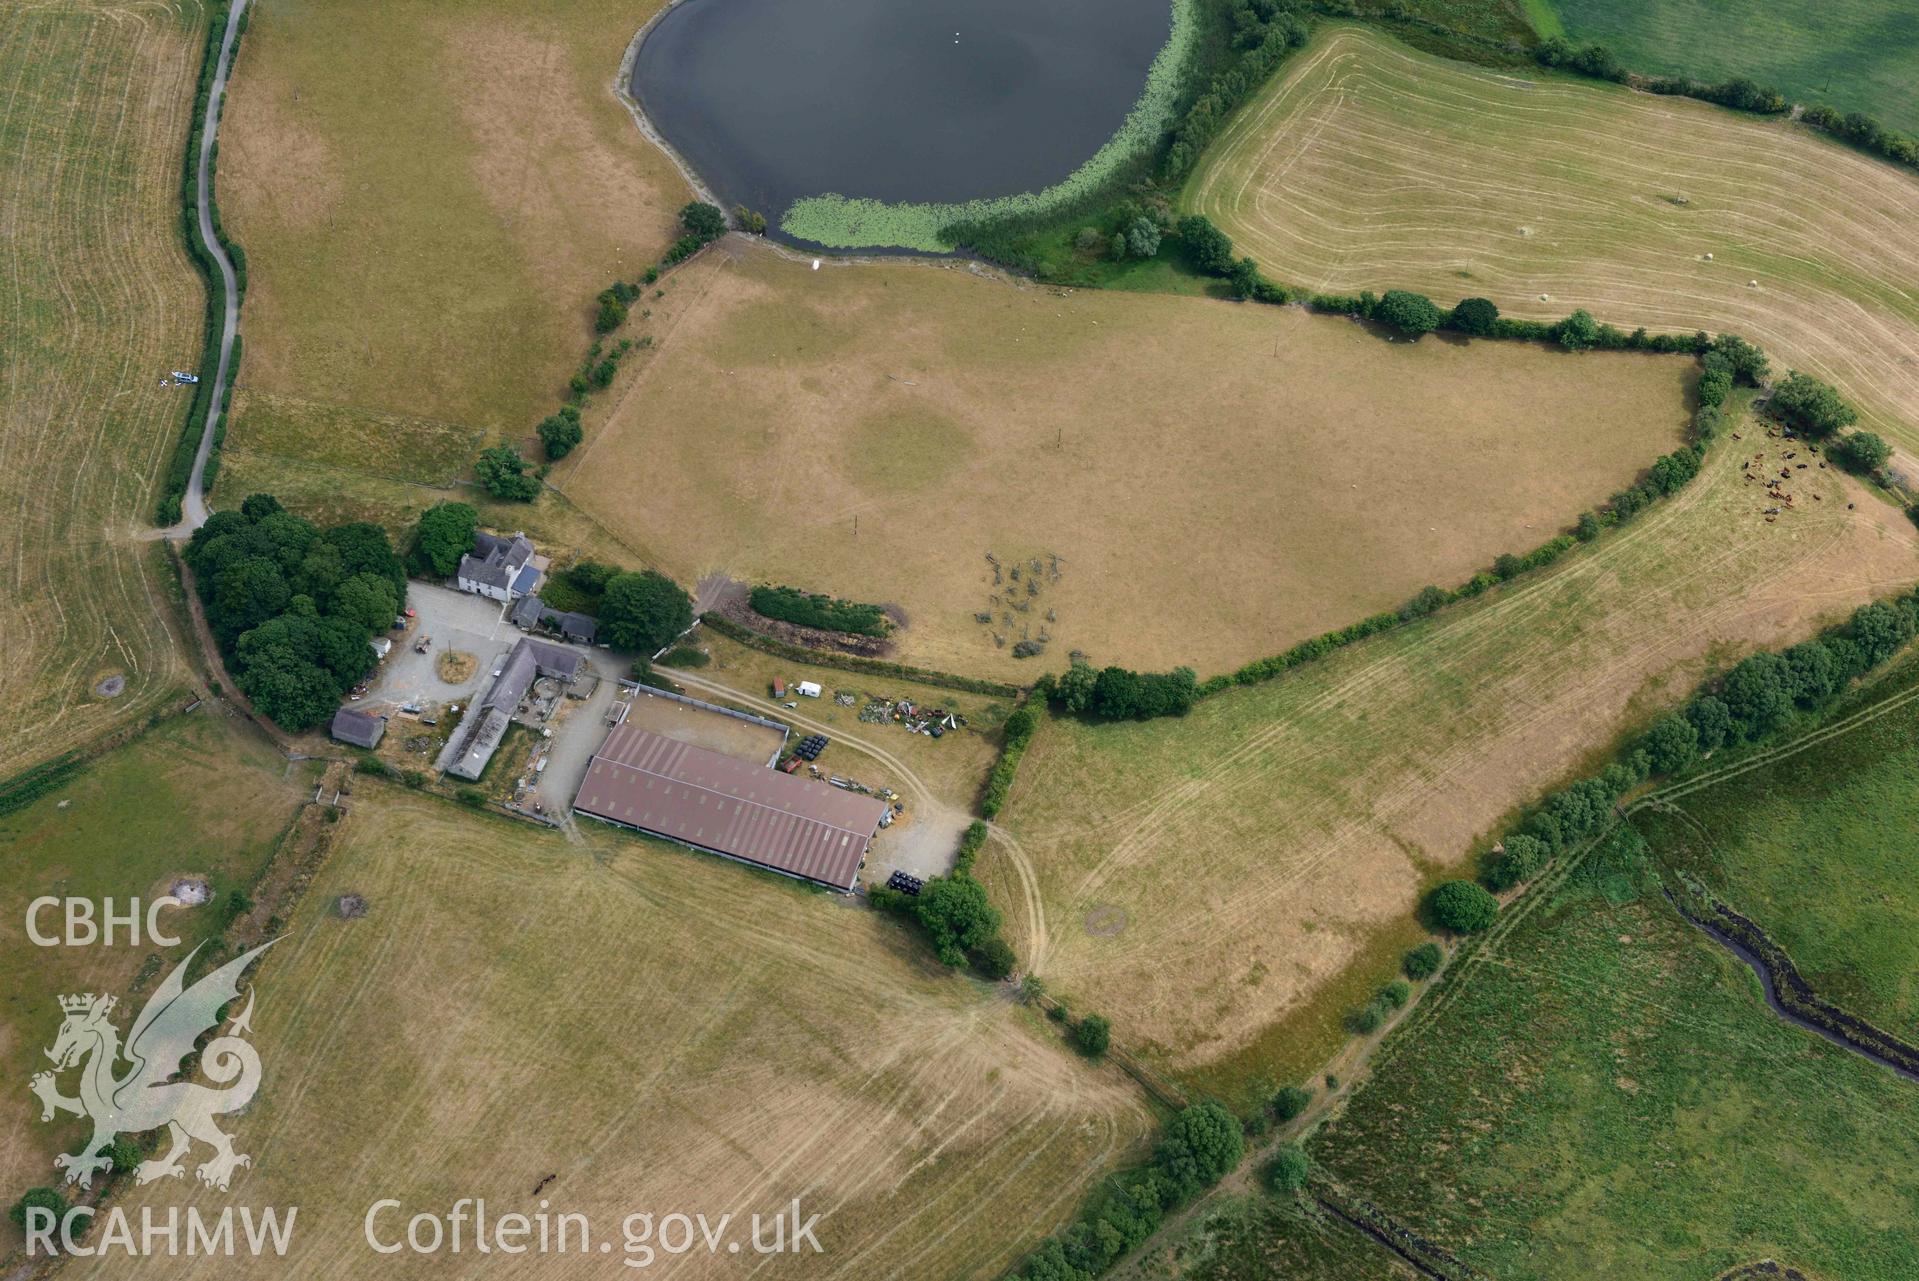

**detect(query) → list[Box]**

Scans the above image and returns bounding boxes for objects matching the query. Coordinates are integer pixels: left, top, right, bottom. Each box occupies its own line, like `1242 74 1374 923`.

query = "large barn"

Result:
573 723 887 891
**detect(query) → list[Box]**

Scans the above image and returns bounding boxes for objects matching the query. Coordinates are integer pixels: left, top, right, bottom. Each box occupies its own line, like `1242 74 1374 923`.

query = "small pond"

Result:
632 0 1178 251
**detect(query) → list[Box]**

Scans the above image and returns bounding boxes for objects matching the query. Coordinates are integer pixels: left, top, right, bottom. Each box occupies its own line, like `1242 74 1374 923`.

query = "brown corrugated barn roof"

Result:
574 724 887 890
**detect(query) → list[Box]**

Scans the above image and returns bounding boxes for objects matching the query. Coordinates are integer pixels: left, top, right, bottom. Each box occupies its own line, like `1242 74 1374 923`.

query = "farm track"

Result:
1188 27 1919 457
0 3 204 778
998 430 1919 1083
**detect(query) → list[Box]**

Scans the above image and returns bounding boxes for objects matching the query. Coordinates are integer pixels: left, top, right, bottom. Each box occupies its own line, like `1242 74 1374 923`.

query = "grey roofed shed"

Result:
329 707 386 748
509 593 545 630
437 637 589 780
553 611 597 644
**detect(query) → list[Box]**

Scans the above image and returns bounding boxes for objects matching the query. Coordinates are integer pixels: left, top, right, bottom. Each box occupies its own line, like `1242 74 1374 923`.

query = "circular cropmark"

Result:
94 674 126 698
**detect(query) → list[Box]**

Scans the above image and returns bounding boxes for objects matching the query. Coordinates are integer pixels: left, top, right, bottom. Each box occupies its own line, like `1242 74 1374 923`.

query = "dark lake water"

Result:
633 0 1172 238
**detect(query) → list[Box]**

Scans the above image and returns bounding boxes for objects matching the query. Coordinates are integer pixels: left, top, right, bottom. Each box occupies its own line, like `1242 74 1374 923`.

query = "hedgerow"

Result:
1006 1101 1243 1281
158 1 248 524
0 753 90 820
748 585 891 637
980 707 1037 818
1471 584 1919 902
698 614 1021 696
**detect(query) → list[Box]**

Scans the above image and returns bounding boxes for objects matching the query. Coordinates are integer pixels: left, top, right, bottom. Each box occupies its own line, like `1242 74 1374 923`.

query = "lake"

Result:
632 0 1175 250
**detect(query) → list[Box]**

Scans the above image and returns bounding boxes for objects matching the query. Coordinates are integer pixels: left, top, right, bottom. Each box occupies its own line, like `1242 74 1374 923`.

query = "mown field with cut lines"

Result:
982 418 1917 1105
0 1 204 776
76 788 1156 1280
1187 26 1919 463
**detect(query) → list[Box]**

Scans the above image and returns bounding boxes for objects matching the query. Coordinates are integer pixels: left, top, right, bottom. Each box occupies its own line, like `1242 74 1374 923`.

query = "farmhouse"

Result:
436 638 583 781
574 723 887 891
329 708 386 748
457 531 543 603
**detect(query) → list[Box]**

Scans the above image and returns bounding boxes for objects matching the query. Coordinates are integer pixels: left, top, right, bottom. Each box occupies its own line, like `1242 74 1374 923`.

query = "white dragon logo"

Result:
30 940 274 1192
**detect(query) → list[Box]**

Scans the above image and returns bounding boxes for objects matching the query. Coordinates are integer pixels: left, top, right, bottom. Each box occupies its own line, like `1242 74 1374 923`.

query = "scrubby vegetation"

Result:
748 585 891 636
980 706 1038 818
183 494 405 730
1009 1100 1244 1281
1072 1014 1113 1058
1427 880 1499 933
1308 834 1919 1280
537 406 583 460
1401 942 1442 980
474 444 541 502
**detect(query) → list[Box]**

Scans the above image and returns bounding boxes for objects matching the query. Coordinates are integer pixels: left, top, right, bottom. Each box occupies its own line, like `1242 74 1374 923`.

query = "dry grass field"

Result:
216 0 688 446
1187 25 1919 459
557 248 1691 679
980 421 1919 1105
76 789 1156 1280
0 1 204 776
0 713 312 1226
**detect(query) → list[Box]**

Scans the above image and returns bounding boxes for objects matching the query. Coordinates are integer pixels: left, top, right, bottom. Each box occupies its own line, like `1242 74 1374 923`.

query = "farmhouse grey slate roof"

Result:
458 531 538 594
457 555 511 592
329 708 386 748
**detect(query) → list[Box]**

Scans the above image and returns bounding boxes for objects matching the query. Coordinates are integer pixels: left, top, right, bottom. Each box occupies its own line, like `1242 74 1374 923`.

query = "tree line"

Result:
469 202 727 503
1035 660 1199 722
1529 34 1919 177
1010 1099 1244 1281
1445 583 1919 930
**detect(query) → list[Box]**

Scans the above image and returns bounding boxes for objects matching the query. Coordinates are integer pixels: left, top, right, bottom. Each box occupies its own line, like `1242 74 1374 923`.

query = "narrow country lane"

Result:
167 0 247 537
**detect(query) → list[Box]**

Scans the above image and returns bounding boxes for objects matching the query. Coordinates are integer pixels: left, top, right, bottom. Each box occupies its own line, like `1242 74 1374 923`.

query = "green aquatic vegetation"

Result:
780 0 1198 251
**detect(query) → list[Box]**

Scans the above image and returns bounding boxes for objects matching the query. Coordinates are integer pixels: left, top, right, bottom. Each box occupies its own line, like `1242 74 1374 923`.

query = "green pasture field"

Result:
0 713 314 1229
1631 658 1919 1035
1296 824 1919 1280
1143 1192 1410 1279
1543 0 1919 137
